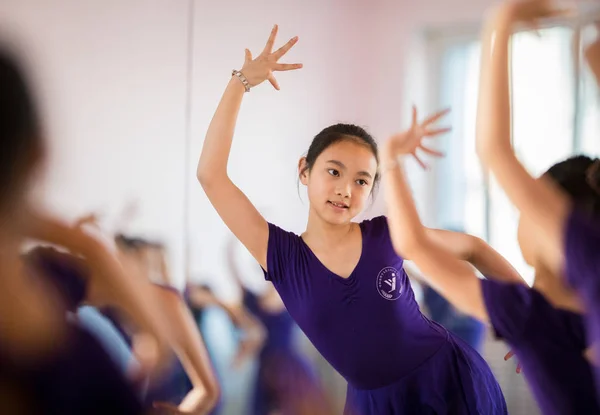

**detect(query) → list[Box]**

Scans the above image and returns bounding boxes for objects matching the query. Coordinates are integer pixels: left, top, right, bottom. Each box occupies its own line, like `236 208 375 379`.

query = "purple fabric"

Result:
481 279 599 414
243 290 322 415
262 215 506 413
0 324 144 414
345 332 505 415
243 290 295 353
564 209 600 402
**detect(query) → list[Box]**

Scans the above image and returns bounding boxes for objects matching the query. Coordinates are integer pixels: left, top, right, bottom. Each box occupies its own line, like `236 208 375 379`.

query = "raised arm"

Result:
475 0 573 276
25 211 173 375
383 108 488 322
197 25 302 270
152 286 220 414
185 284 265 368
425 229 524 284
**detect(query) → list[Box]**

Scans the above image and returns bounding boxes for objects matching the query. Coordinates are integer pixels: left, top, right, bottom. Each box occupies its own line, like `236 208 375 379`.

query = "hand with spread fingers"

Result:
384 106 450 169
238 24 303 91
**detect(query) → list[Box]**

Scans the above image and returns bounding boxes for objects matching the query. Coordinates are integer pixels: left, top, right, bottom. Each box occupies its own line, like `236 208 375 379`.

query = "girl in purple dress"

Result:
473 0 600 405
197 25 506 414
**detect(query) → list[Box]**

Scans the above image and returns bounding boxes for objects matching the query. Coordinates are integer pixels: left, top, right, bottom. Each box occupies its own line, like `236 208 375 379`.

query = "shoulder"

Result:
359 215 389 236
265 222 303 255
263 222 304 283
267 222 301 241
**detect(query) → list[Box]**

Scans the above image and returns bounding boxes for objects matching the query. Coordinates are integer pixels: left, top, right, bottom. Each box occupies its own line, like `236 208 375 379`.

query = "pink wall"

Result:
0 0 497 290
0 0 190 285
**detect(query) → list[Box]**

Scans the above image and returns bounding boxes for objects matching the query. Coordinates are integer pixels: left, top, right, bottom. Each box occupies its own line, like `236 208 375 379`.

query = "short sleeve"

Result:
363 215 389 236
262 222 300 284
564 209 600 293
480 279 535 342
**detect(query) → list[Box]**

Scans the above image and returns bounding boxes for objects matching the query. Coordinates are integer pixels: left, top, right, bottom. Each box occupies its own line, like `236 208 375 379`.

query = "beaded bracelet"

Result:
232 69 251 92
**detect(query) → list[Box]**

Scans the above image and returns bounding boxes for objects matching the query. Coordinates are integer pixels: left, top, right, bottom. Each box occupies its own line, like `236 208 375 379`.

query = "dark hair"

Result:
0 49 42 209
114 234 164 251
544 155 600 217
299 123 380 192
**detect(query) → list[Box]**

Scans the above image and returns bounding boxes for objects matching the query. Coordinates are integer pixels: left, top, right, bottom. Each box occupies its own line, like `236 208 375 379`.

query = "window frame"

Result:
424 14 596 243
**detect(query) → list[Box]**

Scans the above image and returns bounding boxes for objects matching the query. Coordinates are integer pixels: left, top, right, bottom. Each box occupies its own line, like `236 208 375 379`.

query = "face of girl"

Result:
300 139 378 225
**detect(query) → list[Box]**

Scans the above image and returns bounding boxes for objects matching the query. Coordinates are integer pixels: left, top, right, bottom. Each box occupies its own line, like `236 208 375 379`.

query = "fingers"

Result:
263 24 279 54
273 62 303 71
272 36 299 60
422 108 451 127
412 152 428 170
419 144 444 157
244 48 253 64
517 362 523 374
411 105 418 127
425 127 452 137
504 350 514 360
268 73 280 90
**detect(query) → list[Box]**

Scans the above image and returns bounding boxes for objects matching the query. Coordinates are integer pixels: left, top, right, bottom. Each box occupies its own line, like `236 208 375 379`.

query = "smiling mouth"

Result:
328 201 349 209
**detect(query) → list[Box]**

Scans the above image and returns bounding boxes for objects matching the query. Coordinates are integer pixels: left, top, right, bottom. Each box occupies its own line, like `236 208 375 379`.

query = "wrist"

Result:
228 74 247 94
482 4 515 38
231 69 251 92
381 141 401 161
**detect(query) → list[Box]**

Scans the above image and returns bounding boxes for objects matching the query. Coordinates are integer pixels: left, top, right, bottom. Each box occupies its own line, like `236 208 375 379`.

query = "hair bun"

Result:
586 159 600 195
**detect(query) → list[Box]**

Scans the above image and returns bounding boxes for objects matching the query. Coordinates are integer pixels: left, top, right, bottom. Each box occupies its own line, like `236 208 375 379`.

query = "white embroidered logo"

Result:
376 267 402 300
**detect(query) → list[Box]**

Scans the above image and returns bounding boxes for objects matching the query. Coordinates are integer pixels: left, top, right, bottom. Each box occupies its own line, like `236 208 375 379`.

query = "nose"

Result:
335 180 351 199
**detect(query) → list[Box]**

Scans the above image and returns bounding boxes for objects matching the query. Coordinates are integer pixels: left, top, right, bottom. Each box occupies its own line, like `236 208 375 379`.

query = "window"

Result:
429 23 598 285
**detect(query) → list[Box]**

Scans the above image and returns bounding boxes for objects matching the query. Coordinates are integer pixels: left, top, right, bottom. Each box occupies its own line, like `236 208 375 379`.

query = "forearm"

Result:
425 229 524 283
469 239 524 283
220 301 265 342
477 8 570 272
197 78 246 183
476 11 513 165
178 387 215 414
383 152 487 320
382 148 428 255
157 289 219 409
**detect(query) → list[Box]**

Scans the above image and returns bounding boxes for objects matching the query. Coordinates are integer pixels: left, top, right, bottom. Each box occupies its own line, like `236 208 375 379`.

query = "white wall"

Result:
0 0 190 287
0 0 500 293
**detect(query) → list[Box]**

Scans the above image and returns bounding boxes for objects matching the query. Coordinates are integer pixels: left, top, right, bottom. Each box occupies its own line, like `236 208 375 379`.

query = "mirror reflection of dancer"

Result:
111 234 221 414
184 280 268 414
0 49 177 414
33 213 220 415
196 25 506 414
226 237 332 415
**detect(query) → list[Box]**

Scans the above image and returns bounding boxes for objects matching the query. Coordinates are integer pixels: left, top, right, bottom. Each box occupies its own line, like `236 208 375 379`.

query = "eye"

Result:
356 179 368 186
327 169 340 177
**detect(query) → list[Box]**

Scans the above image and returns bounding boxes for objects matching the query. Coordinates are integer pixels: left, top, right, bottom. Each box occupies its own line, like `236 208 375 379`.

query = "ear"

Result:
298 157 309 186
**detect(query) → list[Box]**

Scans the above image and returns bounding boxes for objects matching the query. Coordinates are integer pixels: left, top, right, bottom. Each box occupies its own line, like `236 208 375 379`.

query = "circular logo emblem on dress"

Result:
376 266 403 300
